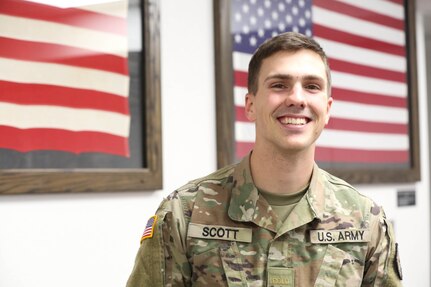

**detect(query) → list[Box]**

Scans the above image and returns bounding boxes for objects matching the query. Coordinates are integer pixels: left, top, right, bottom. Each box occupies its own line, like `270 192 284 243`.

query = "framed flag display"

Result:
214 0 420 183
0 0 162 193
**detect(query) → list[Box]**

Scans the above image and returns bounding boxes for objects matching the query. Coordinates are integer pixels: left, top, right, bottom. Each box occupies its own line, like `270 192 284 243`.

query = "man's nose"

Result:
286 83 305 107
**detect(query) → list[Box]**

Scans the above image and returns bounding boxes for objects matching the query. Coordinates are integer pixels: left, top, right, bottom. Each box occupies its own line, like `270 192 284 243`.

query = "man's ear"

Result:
245 93 256 122
325 96 333 125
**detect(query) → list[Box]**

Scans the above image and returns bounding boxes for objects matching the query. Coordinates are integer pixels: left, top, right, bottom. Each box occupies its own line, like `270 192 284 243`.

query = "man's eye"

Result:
306 84 321 90
271 83 287 89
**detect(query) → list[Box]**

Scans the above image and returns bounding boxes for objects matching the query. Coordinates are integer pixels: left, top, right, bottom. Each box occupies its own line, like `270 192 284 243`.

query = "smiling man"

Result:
126 32 402 287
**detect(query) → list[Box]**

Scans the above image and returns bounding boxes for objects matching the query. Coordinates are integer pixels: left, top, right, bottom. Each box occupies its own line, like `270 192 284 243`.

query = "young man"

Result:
126 32 403 286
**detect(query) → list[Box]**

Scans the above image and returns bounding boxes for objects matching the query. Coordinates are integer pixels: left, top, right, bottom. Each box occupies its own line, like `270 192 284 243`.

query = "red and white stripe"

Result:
0 0 130 156
233 0 409 165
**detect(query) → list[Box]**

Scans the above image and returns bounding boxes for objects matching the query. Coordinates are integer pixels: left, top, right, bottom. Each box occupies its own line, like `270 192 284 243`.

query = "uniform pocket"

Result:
190 240 248 287
190 241 225 286
219 242 248 287
314 245 363 287
314 245 345 287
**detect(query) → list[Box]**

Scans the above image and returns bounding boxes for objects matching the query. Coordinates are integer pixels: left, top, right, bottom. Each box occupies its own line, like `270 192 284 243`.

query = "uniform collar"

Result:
276 163 326 235
228 153 326 233
306 163 326 220
227 153 279 232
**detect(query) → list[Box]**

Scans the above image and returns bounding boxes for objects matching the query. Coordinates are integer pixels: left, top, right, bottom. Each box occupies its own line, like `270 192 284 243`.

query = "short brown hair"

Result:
247 32 331 96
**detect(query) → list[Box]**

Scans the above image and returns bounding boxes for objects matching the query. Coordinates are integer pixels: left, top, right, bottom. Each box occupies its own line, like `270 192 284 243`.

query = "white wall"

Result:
0 1 429 287
356 13 430 287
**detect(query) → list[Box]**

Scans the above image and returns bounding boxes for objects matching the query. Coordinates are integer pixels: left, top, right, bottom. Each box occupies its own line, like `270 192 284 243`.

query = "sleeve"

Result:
126 196 192 287
362 207 403 287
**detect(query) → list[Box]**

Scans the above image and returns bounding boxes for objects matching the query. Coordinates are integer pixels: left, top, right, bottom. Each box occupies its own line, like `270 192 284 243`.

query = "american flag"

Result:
231 0 409 168
141 215 157 242
0 0 131 157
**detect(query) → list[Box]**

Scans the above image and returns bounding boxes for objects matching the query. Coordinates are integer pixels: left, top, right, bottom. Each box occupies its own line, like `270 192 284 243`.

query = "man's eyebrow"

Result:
263 74 293 83
264 74 325 83
302 75 325 82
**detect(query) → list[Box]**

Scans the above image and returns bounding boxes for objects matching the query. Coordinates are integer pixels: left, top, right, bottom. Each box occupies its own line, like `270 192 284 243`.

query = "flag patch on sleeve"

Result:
140 215 158 243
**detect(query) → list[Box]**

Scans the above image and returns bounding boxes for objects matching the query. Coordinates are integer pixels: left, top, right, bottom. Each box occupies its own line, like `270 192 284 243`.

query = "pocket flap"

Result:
220 242 248 287
314 245 345 287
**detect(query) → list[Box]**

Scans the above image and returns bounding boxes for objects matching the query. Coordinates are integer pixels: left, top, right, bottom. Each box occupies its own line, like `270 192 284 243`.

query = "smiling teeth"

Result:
281 117 306 125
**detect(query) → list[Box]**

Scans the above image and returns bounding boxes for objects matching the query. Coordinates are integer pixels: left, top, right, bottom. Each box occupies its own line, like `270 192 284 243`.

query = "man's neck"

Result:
249 147 314 195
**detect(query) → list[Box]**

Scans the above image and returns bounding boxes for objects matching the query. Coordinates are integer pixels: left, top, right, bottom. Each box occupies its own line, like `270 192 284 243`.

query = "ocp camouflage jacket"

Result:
127 154 402 287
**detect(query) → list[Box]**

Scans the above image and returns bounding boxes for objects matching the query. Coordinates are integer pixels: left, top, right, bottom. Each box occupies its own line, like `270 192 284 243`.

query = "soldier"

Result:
126 32 403 286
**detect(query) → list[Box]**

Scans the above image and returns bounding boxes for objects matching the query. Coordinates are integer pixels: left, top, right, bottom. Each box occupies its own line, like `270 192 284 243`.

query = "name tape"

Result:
188 223 252 243
268 267 294 287
310 229 370 244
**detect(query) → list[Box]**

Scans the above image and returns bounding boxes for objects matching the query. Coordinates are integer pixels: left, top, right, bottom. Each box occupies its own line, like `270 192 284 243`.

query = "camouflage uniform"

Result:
127 154 403 286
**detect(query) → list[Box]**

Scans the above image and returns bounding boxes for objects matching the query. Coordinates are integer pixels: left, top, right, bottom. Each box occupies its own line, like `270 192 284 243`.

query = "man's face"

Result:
245 49 333 154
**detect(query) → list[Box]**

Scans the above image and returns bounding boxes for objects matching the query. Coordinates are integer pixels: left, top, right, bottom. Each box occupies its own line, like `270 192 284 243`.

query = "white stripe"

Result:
79 0 128 18
233 70 407 100
236 87 407 124
235 121 255 142
313 6 405 46
332 71 407 98
331 101 408 124
0 58 129 97
315 38 406 73
317 129 409 150
234 44 406 75
235 121 408 150
233 51 250 72
0 102 130 137
0 14 127 57
234 87 247 106
337 0 404 20
23 0 126 10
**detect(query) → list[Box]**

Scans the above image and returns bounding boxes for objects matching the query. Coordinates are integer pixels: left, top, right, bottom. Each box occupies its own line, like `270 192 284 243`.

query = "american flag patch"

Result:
140 215 157 243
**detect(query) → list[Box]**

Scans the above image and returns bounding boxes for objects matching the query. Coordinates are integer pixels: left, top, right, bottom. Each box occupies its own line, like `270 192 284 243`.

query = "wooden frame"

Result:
0 0 162 194
214 0 420 184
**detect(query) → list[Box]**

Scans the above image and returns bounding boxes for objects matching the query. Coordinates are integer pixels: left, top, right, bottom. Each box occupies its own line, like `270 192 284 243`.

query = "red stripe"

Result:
235 71 248 88
0 37 128 75
236 59 406 90
0 0 126 35
386 0 404 4
314 24 405 57
326 117 408 134
234 62 407 87
236 141 254 160
315 146 409 163
329 58 405 83
0 81 129 115
235 107 407 134
235 143 408 164
234 74 407 108
0 126 129 157
313 0 404 30
235 106 248 122
332 87 407 108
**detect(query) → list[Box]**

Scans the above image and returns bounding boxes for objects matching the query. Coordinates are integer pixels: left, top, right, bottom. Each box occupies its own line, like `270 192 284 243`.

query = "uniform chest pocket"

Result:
190 240 249 287
314 245 363 287
220 242 249 286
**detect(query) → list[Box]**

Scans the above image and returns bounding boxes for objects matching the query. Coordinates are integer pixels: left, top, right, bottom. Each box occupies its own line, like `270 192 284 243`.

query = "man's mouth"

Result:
278 117 308 125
